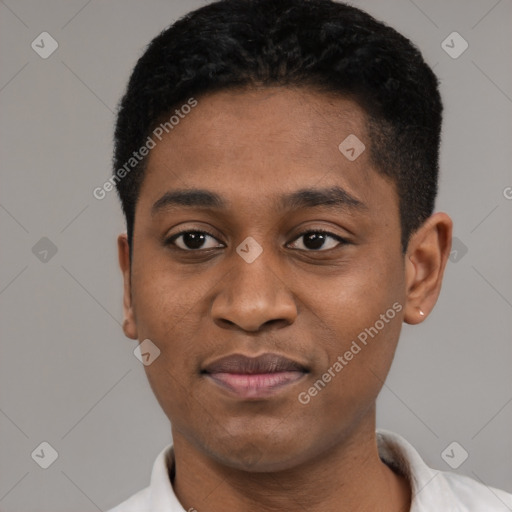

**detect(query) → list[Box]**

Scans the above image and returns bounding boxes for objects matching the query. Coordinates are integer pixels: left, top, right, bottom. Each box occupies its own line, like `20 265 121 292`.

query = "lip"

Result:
202 353 308 399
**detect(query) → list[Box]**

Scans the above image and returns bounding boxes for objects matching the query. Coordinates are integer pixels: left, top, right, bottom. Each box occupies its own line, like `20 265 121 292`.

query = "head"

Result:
114 0 452 471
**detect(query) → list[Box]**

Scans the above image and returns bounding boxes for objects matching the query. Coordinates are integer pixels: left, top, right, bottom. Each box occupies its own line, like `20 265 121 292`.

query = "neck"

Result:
171 411 411 512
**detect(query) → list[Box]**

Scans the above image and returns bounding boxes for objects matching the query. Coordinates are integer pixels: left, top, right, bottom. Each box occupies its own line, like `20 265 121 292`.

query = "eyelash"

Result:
165 228 349 252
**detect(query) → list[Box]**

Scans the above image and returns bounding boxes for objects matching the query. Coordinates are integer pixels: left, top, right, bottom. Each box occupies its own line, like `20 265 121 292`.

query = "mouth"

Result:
201 353 309 399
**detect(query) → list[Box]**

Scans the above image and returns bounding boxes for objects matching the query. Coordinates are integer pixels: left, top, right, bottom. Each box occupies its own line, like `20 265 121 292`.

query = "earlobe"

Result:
117 234 138 340
403 212 453 325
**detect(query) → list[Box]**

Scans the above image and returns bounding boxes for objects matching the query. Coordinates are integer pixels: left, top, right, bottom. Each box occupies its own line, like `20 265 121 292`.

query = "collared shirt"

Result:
107 429 512 511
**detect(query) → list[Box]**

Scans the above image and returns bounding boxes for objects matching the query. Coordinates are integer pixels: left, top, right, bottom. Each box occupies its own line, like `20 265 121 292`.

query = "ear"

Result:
403 212 453 325
117 233 138 340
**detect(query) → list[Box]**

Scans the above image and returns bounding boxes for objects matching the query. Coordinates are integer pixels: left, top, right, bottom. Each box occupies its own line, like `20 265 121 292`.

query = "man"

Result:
108 0 512 510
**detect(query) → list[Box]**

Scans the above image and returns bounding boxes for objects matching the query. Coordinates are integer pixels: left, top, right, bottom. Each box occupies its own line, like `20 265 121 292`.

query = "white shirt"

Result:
107 429 512 511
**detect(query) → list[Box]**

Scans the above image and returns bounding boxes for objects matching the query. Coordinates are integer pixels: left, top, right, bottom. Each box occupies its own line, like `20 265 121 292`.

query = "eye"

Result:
288 230 347 251
166 229 348 252
166 230 224 251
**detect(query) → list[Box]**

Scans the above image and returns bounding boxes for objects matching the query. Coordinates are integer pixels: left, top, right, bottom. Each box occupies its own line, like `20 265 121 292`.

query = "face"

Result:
120 87 411 472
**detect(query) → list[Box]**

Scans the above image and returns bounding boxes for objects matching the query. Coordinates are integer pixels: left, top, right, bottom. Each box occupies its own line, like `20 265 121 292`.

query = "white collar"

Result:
110 429 512 511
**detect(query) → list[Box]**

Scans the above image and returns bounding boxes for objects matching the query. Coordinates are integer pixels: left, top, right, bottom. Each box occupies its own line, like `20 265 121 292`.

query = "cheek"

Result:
131 257 198 335
308 262 404 400
317 261 403 336
129 272 201 400
298 316 403 437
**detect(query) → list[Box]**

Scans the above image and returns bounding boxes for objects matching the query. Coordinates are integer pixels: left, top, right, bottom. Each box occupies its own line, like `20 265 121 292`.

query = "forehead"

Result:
139 87 397 218
147 87 367 168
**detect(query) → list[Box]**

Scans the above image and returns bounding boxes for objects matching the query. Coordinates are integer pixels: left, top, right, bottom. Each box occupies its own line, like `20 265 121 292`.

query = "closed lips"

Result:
201 353 308 375
201 353 309 398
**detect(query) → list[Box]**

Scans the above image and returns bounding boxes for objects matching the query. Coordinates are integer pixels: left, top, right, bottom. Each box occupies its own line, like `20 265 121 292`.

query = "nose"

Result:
211 250 298 332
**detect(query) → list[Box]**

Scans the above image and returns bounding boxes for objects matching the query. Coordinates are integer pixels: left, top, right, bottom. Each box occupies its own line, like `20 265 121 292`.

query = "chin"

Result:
216 449 308 473
203 429 311 473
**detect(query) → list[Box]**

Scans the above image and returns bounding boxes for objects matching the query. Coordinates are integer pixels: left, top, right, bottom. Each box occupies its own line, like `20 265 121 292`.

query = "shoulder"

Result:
376 429 512 511
105 443 175 512
439 470 512 511
105 485 151 512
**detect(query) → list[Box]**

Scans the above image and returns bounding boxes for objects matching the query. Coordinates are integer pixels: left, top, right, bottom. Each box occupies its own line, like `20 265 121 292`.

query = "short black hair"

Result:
113 0 442 254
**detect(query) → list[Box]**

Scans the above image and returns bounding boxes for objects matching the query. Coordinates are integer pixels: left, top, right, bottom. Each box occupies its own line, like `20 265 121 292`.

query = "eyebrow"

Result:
151 186 368 216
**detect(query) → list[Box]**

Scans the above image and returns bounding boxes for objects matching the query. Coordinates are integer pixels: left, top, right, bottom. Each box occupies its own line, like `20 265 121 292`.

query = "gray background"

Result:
0 0 511 510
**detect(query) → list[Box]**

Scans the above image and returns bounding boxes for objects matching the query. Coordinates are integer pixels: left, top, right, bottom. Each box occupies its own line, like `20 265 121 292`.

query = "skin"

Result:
118 87 452 512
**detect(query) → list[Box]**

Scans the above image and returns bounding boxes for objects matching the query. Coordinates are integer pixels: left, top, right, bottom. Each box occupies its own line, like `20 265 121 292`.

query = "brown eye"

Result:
166 230 224 251
288 230 347 251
